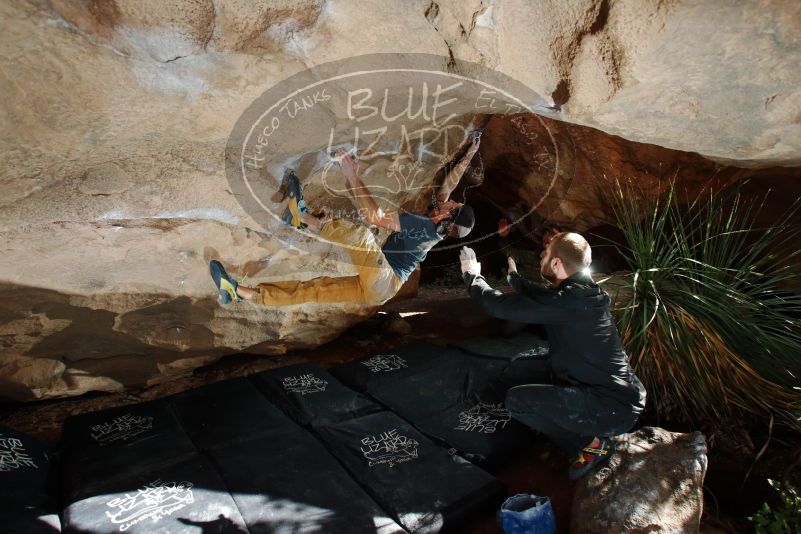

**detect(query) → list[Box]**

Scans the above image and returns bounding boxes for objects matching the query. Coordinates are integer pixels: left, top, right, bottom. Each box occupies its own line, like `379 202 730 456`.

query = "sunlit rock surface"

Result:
1 0 799 399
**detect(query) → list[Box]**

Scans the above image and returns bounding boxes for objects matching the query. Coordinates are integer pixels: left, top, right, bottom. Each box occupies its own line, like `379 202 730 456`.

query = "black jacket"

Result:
464 270 646 411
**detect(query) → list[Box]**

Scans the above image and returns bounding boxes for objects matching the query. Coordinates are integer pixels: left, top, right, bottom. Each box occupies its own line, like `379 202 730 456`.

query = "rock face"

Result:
474 113 790 232
1 0 799 400
571 427 708 533
487 0 801 167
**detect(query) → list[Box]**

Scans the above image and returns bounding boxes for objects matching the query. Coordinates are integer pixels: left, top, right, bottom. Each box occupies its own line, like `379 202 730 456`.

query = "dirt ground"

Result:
1 285 798 533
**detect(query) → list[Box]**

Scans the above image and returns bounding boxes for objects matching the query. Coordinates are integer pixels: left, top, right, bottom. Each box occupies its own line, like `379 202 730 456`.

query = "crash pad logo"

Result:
362 354 408 373
225 53 560 260
361 429 419 467
105 479 194 532
517 346 549 358
282 373 328 395
455 402 511 434
0 435 37 471
91 413 155 445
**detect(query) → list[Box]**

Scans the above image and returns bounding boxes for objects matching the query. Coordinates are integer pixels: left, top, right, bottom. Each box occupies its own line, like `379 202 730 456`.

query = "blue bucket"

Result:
498 493 556 534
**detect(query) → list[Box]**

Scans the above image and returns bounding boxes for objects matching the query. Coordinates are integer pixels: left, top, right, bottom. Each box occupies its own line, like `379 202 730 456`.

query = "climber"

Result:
210 132 481 307
459 233 646 480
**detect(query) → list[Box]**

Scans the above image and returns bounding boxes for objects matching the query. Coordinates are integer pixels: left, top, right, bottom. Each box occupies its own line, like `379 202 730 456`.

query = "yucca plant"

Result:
605 180 801 431
750 479 801 533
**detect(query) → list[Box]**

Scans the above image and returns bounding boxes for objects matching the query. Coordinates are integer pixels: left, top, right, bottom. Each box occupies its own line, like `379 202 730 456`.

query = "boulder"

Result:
474 114 793 232
1 0 800 399
485 0 801 166
571 427 708 533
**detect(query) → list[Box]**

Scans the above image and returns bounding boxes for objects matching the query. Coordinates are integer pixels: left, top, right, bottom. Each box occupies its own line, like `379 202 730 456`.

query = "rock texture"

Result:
1 0 800 399
473 114 801 230
488 0 801 166
571 427 708 533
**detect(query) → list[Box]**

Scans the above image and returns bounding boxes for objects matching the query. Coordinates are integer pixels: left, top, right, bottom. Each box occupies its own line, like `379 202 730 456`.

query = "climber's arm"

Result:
338 150 401 232
436 135 480 203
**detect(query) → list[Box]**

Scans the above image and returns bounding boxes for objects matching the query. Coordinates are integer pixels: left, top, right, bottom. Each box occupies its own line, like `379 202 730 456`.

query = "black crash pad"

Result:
400 357 551 466
0 425 61 532
169 377 296 450
450 332 549 361
62 454 248 534
334 346 550 467
250 361 381 426
60 399 197 496
362 354 542 466
207 425 404 533
331 343 508 415
358 349 508 421
330 342 449 393
411 395 533 467
316 411 503 533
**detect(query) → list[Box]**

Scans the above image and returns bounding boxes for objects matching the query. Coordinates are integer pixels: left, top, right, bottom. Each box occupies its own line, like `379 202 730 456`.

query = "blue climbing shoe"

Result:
279 169 307 228
209 260 241 304
568 437 616 481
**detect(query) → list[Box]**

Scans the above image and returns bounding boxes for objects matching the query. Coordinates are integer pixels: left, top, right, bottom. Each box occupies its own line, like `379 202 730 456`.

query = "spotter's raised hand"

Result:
460 246 481 276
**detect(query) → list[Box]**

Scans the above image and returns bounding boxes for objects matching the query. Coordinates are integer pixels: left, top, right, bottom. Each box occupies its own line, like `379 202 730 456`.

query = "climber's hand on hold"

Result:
467 133 481 155
335 148 360 182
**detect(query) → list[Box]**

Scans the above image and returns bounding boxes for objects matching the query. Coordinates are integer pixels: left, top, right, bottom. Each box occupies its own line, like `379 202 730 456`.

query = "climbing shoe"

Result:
279 169 308 229
209 260 241 304
568 437 615 481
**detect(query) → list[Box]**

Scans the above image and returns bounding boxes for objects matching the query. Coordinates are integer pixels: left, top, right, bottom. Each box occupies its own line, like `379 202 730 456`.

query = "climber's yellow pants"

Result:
255 220 403 306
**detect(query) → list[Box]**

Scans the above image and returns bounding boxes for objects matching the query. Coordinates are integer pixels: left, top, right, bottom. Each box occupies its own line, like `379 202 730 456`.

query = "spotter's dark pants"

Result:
505 381 640 454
